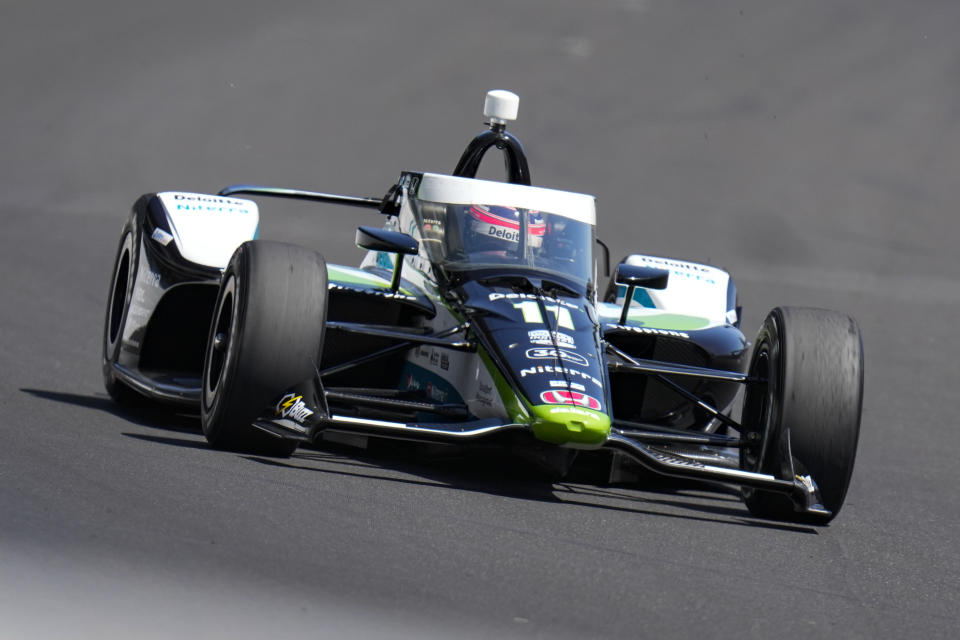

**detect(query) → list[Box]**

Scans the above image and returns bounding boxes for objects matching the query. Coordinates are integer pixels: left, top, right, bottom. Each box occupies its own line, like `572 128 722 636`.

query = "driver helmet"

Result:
465 204 545 253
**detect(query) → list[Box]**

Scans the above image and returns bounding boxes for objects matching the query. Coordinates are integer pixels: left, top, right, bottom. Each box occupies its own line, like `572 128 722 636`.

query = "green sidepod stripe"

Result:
597 302 713 331
529 404 610 448
477 345 530 423
326 264 416 296
625 312 711 331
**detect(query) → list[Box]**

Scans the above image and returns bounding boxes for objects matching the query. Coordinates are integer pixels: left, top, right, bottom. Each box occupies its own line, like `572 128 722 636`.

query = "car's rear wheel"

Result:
201 241 328 457
740 307 863 524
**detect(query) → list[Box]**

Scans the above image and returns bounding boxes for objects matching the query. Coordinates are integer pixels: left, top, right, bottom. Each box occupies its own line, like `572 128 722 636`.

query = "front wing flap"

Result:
247 377 829 519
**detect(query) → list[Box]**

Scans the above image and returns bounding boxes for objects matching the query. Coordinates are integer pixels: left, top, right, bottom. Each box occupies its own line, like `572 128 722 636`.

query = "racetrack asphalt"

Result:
2 1 959 638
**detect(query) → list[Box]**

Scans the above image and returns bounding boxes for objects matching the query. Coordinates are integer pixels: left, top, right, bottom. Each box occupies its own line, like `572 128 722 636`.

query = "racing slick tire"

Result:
739 307 863 524
102 222 151 407
201 241 328 457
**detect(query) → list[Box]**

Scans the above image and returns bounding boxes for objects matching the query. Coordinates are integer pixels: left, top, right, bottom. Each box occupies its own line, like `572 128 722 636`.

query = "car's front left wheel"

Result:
201 241 328 457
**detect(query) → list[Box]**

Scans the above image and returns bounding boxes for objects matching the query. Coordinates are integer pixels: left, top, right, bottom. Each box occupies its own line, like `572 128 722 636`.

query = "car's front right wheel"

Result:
201 240 328 457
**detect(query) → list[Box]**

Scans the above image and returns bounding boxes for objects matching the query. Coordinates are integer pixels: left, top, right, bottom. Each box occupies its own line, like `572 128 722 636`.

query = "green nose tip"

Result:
529 405 611 448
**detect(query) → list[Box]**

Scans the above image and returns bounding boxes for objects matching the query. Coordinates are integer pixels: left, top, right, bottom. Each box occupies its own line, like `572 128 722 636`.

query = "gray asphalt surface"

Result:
2 1 959 638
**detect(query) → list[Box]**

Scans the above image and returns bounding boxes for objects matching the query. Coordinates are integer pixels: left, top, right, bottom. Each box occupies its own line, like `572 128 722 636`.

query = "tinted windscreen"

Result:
412 200 595 287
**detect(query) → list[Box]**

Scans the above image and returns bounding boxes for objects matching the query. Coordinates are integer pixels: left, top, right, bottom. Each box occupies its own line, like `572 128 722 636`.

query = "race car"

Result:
102 90 863 524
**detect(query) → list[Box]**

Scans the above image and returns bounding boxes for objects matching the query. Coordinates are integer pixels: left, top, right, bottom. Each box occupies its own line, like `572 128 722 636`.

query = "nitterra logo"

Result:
276 393 315 424
520 364 602 388
540 390 601 411
525 347 589 367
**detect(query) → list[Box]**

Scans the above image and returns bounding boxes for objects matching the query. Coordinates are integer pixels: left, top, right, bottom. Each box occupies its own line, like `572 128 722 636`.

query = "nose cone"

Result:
530 404 611 447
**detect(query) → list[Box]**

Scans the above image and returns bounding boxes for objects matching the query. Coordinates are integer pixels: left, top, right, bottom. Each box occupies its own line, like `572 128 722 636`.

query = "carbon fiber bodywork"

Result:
103 93 860 523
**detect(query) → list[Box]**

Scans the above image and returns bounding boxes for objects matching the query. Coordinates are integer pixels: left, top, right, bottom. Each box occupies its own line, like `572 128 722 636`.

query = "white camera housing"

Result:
483 90 519 125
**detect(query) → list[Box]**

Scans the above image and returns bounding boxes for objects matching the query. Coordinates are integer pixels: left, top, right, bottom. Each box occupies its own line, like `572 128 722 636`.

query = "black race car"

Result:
103 90 863 524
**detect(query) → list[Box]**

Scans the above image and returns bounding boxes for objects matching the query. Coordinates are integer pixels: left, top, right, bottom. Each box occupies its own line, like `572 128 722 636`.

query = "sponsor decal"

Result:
405 374 420 390
548 406 596 418
489 292 578 310
328 283 416 301
276 393 315 423
420 216 443 233
633 256 716 284
425 383 447 402
482 223 520 243
416 347 450 372
540 390 601 411
550 379 585 392
525 347 589 367
173 193 247 206
528 330 575 347
171 193 253 215
635 256 711 273
138 268 161 289
151 228 174 246
404 374 449 402
520 365 602 388
476 382 494 407
612 325 690 339
469 205 546 237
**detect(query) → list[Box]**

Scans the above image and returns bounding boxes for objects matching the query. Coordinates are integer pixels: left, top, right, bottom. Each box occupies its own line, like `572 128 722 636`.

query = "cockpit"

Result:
402 173 597 289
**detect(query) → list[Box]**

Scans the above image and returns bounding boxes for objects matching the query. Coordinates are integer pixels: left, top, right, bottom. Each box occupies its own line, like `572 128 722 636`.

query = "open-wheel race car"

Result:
103 90 863 524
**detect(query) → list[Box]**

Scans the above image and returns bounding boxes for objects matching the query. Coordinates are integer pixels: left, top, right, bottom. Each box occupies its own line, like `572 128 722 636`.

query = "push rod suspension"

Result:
319 324 471 378
606 342 746 433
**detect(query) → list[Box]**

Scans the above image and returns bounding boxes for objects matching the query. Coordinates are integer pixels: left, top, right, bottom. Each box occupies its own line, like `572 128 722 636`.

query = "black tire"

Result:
201 241 328 457
102 224 151 407
740 307 863 524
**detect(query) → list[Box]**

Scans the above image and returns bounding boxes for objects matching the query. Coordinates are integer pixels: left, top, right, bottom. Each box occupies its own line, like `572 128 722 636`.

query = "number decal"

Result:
512 301 575 330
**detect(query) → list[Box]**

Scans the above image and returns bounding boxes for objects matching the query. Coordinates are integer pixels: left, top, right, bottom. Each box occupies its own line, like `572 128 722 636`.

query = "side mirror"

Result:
355 226 419 255
615 263 669 289
614 263 669 325
356 226 419 292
